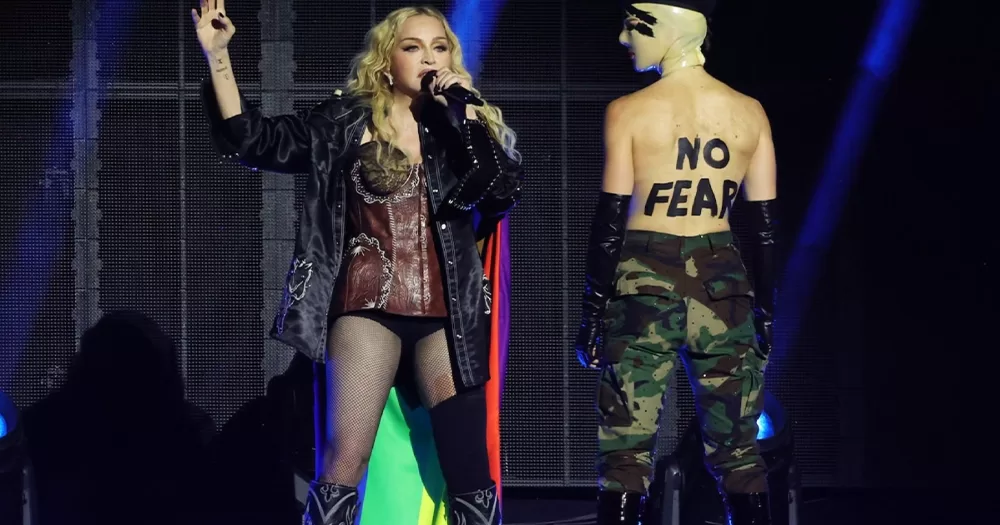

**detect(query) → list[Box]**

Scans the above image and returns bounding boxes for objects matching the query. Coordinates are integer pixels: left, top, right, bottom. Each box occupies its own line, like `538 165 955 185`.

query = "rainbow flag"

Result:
358 217 510 524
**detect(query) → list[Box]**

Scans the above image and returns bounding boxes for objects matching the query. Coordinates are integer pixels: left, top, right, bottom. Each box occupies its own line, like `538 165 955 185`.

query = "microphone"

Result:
421 70 484 107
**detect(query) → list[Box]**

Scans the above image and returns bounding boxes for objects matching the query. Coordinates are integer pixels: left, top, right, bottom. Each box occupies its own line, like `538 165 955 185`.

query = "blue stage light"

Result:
756 411 774 441
0 391 16 440
0 390 25 523
654 391 797 525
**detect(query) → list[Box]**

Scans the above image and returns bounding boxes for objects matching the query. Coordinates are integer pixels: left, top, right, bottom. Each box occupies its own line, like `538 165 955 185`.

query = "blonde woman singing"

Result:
193 2 522 524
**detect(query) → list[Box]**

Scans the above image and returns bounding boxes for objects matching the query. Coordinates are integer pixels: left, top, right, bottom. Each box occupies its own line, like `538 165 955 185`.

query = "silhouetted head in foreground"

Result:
64 310 184 411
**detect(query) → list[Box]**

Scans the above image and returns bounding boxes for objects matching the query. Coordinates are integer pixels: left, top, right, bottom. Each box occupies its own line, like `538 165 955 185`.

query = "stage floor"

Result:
500 488 987 525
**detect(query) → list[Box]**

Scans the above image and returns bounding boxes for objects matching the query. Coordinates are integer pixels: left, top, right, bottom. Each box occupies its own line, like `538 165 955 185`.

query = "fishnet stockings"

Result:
413 326 457 410
318 313 456 485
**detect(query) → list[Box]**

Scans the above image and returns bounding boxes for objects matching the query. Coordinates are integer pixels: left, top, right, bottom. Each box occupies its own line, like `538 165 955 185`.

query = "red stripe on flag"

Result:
483 220 505 502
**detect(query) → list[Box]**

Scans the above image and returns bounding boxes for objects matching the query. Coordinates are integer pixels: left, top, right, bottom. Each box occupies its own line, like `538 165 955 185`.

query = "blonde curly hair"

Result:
345 6 520 169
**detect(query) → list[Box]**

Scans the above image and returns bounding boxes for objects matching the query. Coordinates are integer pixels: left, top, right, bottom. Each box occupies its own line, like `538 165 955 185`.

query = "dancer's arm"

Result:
742 103 778 357
575 98 633 369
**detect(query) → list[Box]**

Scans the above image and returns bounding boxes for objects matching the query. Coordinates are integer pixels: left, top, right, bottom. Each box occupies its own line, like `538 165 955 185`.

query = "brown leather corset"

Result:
330 143 448 318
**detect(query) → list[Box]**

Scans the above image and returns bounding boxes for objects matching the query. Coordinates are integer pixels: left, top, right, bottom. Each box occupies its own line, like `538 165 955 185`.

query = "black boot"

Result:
723 492 771 525
303 482 358 525
597 490 644 525
449 485 501 524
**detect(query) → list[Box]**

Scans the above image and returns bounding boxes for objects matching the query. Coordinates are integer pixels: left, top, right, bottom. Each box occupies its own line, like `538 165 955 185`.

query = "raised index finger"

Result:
216 0 225 13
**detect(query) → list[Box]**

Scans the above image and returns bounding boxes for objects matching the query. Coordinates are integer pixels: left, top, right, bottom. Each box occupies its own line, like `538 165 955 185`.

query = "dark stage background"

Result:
0 0 990 493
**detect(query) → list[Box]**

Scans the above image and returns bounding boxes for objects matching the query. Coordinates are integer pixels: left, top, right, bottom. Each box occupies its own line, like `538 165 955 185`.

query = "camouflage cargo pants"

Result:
597 230 769 495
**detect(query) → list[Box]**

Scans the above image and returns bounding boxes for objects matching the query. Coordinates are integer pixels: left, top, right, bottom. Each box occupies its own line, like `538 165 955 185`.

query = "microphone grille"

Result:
420 70 437 91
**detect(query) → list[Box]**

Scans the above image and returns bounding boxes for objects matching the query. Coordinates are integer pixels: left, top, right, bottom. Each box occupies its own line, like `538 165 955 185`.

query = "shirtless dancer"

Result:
574 2 776 524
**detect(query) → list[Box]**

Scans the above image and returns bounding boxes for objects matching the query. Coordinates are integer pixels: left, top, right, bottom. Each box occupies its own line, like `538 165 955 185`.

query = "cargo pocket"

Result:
703 273 753 302
700 272 761 358
597 365 632 428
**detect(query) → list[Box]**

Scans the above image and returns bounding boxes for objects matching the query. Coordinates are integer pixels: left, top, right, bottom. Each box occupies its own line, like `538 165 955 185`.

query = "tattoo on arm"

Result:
214 57 231 78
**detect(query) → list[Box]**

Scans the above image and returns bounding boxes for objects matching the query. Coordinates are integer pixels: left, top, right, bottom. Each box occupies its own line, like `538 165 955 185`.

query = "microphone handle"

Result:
441 85 485 107
421 70 484 107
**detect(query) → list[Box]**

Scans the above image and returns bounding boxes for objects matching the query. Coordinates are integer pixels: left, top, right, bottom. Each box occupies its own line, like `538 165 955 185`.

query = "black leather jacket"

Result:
201 82 522 388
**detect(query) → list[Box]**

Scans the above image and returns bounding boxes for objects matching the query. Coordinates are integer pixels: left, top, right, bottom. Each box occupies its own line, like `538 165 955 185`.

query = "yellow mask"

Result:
619 3 708 76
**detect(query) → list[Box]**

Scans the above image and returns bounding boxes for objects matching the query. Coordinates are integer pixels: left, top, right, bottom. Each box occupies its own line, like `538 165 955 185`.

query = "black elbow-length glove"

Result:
747 199 777 357
575 192 631 368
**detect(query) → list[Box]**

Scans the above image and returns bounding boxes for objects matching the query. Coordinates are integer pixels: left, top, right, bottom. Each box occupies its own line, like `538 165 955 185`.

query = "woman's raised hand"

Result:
192 0 235 57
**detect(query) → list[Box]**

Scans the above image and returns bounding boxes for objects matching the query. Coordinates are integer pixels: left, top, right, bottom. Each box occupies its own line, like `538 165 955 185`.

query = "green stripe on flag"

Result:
360 386 448 524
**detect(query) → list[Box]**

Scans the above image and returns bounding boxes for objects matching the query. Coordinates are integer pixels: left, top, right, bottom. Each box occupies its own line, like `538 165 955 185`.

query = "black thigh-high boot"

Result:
723 492 771 525
303 481 358 525
596 490 644 525
429 388 501 525
449 485 501 525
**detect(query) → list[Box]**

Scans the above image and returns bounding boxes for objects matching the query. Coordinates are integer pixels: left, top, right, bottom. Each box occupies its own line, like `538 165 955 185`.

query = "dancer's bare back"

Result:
602 69 776 237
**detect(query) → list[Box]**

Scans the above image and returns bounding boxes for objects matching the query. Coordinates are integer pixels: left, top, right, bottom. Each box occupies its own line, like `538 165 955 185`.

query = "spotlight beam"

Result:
773 0 921 360
448 0 507 77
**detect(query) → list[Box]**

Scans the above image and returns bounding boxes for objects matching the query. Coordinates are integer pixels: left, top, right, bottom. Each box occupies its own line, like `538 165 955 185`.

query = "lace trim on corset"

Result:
350 160 420 204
